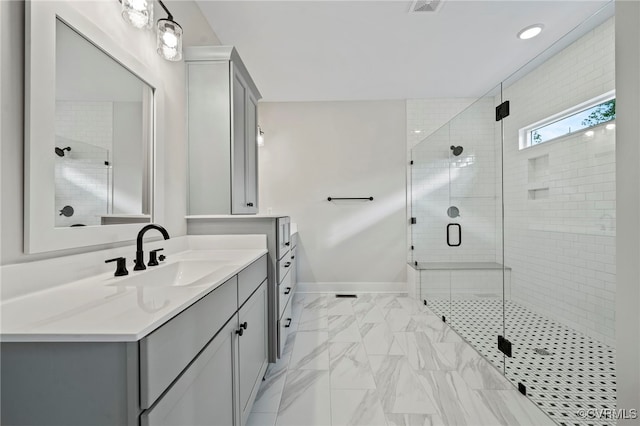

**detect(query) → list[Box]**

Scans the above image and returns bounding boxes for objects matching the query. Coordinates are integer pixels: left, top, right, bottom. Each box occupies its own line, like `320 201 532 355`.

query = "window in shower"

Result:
519 91 615 149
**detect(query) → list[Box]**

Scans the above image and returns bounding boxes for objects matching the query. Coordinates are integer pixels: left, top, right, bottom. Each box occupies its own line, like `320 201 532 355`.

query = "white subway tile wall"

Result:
54 101 113 227
502 18 616 346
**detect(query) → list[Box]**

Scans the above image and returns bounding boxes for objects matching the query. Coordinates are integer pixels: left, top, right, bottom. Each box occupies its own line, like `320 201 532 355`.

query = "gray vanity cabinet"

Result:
238 282 268 426
0 255 268 426
141 318 237 426
186 46 262 215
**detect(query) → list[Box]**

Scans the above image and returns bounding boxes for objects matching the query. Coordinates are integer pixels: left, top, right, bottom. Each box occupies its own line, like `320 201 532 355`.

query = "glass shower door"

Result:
446 85 506 376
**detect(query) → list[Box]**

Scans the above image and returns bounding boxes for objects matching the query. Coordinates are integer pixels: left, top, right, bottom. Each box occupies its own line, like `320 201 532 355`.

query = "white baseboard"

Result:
296 282 408 294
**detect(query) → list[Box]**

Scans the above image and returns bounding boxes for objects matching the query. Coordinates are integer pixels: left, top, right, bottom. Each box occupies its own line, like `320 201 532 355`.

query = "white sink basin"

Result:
108 261 226 288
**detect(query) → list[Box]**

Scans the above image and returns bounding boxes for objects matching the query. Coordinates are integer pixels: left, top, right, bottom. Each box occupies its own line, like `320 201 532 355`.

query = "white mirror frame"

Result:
24 1 165 253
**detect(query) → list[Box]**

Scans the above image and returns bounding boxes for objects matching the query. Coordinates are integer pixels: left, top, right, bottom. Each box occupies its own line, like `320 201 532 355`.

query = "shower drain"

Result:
534 348 553 356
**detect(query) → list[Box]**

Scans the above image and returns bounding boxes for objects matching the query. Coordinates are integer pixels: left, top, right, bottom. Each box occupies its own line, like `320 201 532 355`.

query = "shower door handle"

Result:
447 223 461 247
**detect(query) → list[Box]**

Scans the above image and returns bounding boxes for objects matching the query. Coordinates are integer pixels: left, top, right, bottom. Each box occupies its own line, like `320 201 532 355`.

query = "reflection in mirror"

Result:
54 18 152 227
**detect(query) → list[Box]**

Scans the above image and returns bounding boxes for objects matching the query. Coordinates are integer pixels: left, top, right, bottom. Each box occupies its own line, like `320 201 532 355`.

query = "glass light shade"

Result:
121 0 153 29
157 19 183 61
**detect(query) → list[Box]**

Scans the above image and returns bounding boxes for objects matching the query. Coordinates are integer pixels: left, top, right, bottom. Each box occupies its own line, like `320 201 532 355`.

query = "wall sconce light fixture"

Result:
121 0 153 29
257 126 265 146
156 1 183 61
120 0 183 61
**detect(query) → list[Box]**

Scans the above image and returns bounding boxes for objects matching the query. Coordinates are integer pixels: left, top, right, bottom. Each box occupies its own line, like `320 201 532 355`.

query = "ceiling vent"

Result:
410 0 445 13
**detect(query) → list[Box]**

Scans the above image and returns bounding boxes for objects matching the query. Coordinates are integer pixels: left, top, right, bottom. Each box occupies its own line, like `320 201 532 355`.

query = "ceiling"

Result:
195 1 613 102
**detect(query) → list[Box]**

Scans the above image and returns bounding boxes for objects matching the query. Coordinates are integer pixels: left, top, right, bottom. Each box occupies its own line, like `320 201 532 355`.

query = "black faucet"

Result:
134 224 170 271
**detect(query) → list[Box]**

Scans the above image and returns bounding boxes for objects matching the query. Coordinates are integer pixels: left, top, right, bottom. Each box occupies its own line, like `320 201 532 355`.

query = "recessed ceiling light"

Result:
517 24 544 40
413 130 422 134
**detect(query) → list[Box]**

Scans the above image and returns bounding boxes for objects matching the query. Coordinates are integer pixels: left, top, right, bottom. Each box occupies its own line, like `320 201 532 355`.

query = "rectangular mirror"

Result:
25 1 164 253
54 19 152 228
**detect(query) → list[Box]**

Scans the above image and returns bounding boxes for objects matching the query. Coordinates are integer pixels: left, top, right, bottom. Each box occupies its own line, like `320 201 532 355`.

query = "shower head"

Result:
55 147 71 157
450 145 463 156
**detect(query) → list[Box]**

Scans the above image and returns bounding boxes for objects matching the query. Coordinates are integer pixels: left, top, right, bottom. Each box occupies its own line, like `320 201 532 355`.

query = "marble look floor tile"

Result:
373 293 404 310
328 315 362 342
416 371 503 425
360 322 404 355
394 332 455 371
276 369 331 426
297 308 328 331
386 308 423 332
329 342 376 389
411 315 464 343
301 294 328 310
354 302 387 324
289 331 329 370
475 390 556 426
385 413 446 426
253 360 288 413
247 411 277 426
434 343 511 390
330 389 387 426
396 297 429 315
369 355 439 414
327 298 355 316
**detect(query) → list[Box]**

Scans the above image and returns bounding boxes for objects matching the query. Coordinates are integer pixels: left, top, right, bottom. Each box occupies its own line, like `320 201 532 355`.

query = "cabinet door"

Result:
231 66 248 214
244 90 259 214
141 317 239 426
238 281 268 426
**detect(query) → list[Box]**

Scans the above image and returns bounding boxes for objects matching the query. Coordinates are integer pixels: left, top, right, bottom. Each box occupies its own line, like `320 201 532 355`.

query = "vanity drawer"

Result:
278 271 293 319
238 254 267 307
276 250 292 285
139 276 238 409
278 297 293 357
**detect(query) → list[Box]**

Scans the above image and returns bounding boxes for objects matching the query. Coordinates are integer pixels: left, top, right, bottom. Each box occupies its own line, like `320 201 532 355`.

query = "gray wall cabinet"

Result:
1 255 268 426
186 46 261 215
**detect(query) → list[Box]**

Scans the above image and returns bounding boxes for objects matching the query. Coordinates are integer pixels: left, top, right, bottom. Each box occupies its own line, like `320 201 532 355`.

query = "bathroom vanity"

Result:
1 246 268 426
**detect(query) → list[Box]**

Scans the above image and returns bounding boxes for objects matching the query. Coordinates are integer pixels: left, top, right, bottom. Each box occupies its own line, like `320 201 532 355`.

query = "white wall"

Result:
502 18 616 345
258 101 407 290
0 0 219 265
614 1 640 422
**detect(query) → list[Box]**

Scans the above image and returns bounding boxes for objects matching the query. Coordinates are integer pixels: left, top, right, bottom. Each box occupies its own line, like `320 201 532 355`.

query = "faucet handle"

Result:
148 248 165 267
105 257 129 277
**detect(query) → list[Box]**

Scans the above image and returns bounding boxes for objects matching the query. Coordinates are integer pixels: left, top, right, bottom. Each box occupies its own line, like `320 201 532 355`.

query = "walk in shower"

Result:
409 4 616 425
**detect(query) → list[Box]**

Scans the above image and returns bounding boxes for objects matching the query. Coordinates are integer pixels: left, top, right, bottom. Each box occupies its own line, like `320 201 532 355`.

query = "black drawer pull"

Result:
284 262 291 268
284 318 292 328
247 202 254 207
240 322 248 330
284 287 291 295
236 328 244 336
291 255 295 259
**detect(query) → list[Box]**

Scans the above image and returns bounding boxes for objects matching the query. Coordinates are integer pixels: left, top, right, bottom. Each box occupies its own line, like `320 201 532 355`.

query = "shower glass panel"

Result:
500 5 617 424
446 85 506 378
411 122 452 323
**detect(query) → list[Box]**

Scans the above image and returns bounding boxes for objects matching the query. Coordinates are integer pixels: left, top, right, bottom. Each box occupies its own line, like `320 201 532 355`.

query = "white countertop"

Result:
0 248 267 343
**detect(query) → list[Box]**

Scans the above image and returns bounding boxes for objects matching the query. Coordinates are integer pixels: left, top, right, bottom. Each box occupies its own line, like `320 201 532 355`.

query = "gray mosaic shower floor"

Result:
427 298 617 426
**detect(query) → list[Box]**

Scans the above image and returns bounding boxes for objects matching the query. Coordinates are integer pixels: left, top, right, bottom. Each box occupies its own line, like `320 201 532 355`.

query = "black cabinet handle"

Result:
284 287 291 295
236 328 244 336
285 242 290 246
291 255 295 260
247 202 254 207
240 322 248 330
284 318 292 328
284 262 291 268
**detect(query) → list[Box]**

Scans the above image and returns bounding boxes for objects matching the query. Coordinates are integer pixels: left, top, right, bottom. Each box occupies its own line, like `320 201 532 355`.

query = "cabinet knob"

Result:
240 322 248 330
284 287 291 295
236 328 244 336
246 202 254 207
284 318 292 328
284 262 291 268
